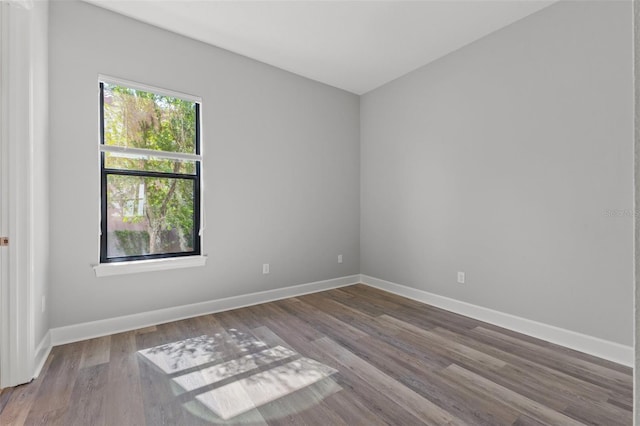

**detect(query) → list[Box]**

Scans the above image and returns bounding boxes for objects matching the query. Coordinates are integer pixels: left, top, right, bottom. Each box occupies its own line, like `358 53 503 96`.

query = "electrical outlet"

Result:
338 254 343 264
263 263 270 274
457 272 465 284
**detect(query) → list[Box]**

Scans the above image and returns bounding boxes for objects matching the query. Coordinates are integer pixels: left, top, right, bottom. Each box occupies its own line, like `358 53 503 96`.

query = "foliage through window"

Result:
100 79 201 262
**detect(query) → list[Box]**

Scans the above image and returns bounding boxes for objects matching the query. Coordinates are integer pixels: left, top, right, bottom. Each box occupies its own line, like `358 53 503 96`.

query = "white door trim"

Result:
0 0 7 389
0 0 36 388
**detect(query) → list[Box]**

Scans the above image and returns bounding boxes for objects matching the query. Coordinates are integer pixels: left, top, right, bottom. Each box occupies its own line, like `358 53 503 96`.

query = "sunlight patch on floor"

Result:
137 329 339 421
173 345 297 392
195 357 337 420
138 330 268 374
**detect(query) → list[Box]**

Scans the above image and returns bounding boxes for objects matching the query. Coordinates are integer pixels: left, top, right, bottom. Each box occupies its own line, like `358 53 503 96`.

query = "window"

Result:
99 78 201 263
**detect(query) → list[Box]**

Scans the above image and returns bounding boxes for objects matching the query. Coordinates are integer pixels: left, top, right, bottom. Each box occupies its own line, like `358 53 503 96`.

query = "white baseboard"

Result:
33 330 51 378
47 273 632 367
360 274 633 367
50 274 360 346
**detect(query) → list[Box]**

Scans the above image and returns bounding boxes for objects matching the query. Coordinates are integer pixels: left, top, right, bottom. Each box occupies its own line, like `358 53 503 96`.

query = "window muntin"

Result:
103 151 197 175
99 80 201 263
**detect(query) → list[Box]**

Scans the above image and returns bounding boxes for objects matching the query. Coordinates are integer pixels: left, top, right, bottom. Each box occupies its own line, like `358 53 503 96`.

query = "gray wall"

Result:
49 1 360 328
361 1 634 345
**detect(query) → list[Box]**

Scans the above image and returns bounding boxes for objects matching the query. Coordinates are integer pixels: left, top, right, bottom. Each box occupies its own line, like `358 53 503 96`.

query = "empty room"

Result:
0 0 636 425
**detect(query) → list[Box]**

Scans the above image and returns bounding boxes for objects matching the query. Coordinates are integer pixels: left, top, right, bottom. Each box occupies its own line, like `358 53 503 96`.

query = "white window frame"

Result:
93 75 206 277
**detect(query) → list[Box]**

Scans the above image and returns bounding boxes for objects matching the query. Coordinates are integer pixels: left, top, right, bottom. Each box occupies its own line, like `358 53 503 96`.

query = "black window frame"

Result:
99 81 202 263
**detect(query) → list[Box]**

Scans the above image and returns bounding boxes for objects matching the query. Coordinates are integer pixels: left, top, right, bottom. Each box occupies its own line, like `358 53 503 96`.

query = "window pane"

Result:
105 174 196 258
104 151 196 175
103 83 197 154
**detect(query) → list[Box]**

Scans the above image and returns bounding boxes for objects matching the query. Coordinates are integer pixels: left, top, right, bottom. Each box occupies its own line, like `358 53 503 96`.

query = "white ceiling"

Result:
85 0 555 94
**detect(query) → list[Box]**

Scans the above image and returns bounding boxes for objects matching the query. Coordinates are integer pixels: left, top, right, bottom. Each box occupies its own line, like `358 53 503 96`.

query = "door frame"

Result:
0 0 36 389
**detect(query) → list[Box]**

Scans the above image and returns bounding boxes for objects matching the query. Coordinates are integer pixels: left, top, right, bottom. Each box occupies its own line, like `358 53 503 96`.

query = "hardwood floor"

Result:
0 284 632 425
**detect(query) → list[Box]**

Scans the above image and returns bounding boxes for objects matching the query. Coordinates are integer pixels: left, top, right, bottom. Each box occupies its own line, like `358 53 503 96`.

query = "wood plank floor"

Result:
0 284 632 425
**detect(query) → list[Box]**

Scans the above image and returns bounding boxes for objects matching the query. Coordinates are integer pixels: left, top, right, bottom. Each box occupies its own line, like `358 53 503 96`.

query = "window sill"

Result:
93 255 207 278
